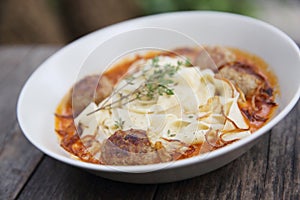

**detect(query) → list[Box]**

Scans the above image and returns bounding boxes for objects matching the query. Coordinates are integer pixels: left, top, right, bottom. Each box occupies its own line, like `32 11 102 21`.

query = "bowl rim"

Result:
17 11 300 173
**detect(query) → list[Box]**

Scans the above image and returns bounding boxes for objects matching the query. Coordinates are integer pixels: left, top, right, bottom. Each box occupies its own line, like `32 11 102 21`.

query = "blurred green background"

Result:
138 0 255 15
0 0 299 44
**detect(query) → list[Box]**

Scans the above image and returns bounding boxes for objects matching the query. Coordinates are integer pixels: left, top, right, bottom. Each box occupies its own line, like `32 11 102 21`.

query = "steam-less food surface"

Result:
55 46 278 165
16 12 300 186
4 45 299 199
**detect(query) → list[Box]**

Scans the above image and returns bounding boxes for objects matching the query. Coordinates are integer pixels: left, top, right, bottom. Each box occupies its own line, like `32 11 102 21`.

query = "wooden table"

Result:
0 46 299 200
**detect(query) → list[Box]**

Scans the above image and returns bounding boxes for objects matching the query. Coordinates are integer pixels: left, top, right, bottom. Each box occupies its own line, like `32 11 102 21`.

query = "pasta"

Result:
55 46 278 165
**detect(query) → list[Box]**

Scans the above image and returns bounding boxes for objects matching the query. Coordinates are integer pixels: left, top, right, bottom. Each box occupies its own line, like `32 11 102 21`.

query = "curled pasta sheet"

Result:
75 56 250 151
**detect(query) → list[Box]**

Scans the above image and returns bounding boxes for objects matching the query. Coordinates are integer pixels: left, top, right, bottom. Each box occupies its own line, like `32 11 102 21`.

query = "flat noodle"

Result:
55 46 278 165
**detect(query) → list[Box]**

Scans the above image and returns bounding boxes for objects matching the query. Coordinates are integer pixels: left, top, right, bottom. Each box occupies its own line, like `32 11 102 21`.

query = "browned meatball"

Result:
71 75 113 116
174 46 236 71
218 62 265 97
173 47 200 63
100 129 162 165
196 46 236 71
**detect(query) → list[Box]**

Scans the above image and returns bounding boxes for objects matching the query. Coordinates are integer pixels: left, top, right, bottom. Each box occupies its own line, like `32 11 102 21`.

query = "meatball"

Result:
173 47 200 63
218 62 265 97
100 129 162 165
199 46 236 69
71 75 113 116
174 46 236 71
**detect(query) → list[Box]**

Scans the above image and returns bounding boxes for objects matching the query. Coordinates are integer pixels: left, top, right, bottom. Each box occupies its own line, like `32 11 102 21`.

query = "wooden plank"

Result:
0 46 33 152
261 101 300 199
0 46 60 200
152 45 290 200
153 133 270 200
13 45 158 200
0 46 31 82
0 125 42 200
153 103 299 200
0 45 59 151
19 108 299 200
3 45 155 200
7 45 299 199
17 157 157 200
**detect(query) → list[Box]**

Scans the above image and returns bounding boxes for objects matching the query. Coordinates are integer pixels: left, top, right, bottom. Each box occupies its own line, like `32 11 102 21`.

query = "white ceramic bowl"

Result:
17 11 300 183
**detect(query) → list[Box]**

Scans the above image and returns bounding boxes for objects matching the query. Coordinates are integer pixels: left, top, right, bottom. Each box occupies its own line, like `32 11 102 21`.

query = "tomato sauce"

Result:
55 47 278 164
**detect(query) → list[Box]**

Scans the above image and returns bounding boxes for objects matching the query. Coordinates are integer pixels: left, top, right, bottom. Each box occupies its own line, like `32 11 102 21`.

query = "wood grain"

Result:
17 157 157 200
261 102 300 200
0 46 299 200
0 46 60 200
153 133 270 200
153 103 299 200
0 46 33 152
0 125 42 200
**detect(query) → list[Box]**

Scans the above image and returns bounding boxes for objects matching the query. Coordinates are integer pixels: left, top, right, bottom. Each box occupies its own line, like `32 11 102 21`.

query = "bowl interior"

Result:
17 11 300 172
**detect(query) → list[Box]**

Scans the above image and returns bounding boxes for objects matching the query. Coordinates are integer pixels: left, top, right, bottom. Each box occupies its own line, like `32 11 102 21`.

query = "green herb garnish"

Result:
167 129 176 137
87 57 182 115
185 58 192 67
114 118 125 129
152 56 159 67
